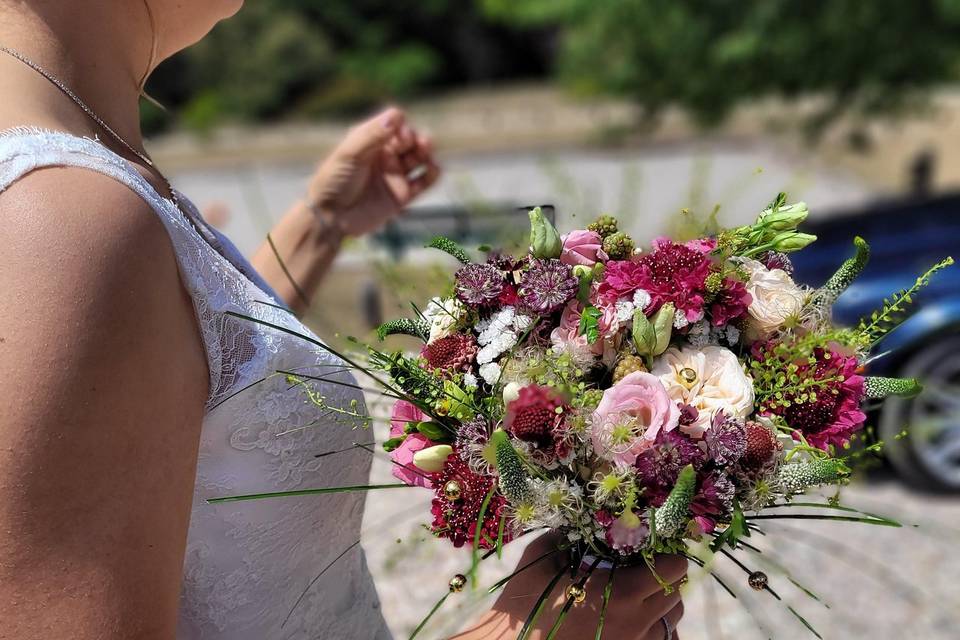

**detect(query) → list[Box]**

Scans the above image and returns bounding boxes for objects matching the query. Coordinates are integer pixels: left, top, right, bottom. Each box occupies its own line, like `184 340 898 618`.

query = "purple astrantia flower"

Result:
635 428 705 499
704 411 747 465
518 259 579 314
455 263 505 307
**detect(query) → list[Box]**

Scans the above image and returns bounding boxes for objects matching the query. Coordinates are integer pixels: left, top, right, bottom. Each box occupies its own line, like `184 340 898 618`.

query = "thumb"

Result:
339 106 405 159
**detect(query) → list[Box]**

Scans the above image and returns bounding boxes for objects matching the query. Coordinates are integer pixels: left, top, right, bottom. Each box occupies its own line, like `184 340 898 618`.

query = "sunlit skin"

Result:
0 1 682 638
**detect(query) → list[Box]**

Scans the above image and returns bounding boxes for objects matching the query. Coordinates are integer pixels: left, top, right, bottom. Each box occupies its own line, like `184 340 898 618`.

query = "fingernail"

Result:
382 112 396 129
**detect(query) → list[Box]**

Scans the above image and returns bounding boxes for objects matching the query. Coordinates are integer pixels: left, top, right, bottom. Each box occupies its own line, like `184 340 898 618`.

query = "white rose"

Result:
739 258 806 338
426 297 465 344
651 346 754 438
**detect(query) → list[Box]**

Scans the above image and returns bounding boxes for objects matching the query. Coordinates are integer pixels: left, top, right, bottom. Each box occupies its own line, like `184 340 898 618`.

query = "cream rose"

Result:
425 297 465 344
739 258 806 338
651 346 754 438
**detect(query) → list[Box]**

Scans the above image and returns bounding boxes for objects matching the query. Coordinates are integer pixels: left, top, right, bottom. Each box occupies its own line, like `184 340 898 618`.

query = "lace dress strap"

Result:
0 127 254 410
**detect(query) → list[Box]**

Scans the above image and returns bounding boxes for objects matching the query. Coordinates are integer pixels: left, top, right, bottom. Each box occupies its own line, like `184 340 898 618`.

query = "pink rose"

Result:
389 400 434 488
390 400 426 437
560 229 608 267
591 371 680 465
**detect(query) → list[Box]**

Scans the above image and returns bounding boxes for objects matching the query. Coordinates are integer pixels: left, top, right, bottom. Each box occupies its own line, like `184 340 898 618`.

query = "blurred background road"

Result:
143 2 960 637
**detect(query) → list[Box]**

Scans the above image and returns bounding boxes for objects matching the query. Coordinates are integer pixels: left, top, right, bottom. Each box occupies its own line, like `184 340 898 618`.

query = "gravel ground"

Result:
361 402 960 640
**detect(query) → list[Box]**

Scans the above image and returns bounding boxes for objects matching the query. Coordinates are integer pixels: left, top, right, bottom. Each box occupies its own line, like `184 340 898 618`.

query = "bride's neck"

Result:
0 2 153 152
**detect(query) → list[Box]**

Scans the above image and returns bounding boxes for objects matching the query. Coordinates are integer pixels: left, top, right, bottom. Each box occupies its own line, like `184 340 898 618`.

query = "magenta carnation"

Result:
710 277 752 327
637 239 712 322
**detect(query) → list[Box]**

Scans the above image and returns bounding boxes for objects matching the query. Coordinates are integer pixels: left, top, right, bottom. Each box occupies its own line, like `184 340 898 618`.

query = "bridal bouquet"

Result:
218 195 951 638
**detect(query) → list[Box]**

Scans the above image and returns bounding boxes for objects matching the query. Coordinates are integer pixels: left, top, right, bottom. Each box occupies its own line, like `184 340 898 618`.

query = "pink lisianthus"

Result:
591 371 680 465
550 300 618 366
390 400 426 438
389 400 434 488
560 229 608 267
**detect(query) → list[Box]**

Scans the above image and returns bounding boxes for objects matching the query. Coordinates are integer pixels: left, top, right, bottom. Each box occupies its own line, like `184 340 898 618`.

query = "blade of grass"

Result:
593 561 617 640
545 557 601 640
408 592 450 640
282 539 360 628
207 483 411 504
517 564 568 640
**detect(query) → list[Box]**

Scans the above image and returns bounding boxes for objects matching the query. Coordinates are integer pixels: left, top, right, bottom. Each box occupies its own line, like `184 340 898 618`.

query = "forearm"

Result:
251 200 345 316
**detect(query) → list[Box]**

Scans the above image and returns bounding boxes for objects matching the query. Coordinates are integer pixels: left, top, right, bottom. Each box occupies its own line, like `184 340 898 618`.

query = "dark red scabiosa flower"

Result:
421 333 477 374
704 411 747 465
736 421 782 478
635 428 706 504
777 348 867 451
455 263 505 308
430 454 511 549
710 278 752 327
504 385 566 451
691 472 735 534
518 259 579 314
637 239 712 323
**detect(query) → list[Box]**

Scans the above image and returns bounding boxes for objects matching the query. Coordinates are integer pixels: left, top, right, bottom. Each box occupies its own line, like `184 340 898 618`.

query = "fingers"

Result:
339 106 406 159
641 602 683 640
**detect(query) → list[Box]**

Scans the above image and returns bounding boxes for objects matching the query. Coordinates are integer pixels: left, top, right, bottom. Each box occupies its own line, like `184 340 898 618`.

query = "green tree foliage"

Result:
482 0 960 127
145 0 550 132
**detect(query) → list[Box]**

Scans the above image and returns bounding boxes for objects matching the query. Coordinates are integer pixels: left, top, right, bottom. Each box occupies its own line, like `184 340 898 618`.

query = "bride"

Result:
0 1 685 638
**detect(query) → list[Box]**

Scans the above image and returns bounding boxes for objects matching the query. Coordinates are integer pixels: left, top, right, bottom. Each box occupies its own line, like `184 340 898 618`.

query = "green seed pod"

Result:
818 236 871 305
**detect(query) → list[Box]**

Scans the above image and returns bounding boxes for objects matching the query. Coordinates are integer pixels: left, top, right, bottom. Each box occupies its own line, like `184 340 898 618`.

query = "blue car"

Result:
791 197 960 491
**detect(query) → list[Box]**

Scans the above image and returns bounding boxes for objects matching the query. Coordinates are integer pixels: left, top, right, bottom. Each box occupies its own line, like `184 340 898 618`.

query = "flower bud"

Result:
760 202 809 231
413 444 454 473
772 232 817 253
529 206 562 259
503 382 522 404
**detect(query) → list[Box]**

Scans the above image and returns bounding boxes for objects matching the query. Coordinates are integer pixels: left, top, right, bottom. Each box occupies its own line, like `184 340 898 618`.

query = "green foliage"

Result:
491 429 531 504
376 318 430 342
864 376 923 399
145 1 550 130
578 305 602 344
855 257 955 348
426 236 472 265
483 1 960 128
653 464 696 539
818 237 871 305
747 332 851 413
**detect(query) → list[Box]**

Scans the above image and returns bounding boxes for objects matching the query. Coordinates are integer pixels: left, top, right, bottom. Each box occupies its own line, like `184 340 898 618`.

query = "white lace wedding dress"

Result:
0 129 392 639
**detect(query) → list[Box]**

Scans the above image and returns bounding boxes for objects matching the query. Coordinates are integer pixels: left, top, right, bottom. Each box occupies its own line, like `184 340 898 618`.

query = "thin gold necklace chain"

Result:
0 45 235 258
0 45 181 209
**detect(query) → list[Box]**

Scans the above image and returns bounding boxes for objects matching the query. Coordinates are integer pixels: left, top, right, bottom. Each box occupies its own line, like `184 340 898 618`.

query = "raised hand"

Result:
307 106 440 237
